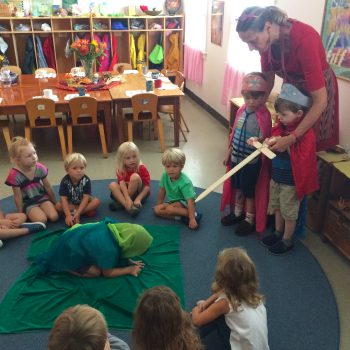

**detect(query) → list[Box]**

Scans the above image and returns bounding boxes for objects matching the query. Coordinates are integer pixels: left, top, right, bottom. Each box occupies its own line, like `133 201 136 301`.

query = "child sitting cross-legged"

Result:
191 247 269 350
55 153 100 227
153 148 202 230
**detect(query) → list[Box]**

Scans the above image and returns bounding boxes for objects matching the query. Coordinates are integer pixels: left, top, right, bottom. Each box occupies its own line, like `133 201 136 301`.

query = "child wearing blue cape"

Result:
35 218 153 278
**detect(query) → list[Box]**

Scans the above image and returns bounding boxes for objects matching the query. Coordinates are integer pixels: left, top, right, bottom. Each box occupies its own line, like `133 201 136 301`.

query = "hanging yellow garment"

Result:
130 34 136 69
136 33 146 73
165 33 180 71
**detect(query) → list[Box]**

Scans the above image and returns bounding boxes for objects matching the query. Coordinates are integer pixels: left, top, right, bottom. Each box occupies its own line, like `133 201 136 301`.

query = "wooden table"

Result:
108 73 184 146
0 74 113 151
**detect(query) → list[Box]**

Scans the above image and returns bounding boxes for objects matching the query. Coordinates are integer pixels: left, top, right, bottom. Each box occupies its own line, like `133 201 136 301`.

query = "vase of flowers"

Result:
70 38 106 80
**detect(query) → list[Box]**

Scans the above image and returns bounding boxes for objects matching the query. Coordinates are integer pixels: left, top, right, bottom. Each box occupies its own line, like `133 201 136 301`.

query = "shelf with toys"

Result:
0 13 184 75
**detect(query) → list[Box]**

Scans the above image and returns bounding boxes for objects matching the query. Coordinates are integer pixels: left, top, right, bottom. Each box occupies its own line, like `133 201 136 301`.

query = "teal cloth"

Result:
0 224 183 333
34 218 153 274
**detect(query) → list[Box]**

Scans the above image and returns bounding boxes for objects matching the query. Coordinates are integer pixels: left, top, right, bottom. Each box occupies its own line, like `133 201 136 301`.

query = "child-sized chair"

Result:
67 96 107 158
158 71 189 141
124 93 165 152
25 98 67 159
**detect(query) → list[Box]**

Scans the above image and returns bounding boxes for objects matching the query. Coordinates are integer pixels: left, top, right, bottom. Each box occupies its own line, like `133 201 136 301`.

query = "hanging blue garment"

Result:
35 35 48 68
21 36 36 74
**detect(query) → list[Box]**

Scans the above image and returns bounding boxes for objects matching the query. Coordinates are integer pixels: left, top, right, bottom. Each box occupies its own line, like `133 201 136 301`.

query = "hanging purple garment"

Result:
97 33 110 72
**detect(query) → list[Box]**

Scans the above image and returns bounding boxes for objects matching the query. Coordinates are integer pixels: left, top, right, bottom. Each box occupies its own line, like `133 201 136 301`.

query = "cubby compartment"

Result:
147 32 163 69
112 32 130 65
165 16 182 30
53 32 74 73
32 18 52 32
11 18 32 32
111 18 128 31
0 19 11 32
163 30 182 71
147 17 164 30
0 33 16 65
72 18 90 32
14 33 34 69
92 18 110 31
129 18 146 31
51 18 72 31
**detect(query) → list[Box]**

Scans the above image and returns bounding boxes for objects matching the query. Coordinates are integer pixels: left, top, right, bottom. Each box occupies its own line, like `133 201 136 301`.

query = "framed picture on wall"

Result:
321 0 350 81
211 1 225 46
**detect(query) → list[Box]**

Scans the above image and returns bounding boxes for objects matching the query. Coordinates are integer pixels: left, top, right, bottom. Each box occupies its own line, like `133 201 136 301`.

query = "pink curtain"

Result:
221 63 245 110
184 44 204 85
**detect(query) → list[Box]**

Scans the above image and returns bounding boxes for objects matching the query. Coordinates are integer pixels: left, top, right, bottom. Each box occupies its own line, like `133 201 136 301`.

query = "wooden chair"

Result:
112 63 133 72
2 65 22 75
124 93 165 152
35 67 56 75
158 71 189 141
0 119 12 150
68 96 107 158
25 98 67 159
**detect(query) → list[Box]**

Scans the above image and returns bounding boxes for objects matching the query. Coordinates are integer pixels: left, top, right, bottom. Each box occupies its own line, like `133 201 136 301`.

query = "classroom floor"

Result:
0 95 349 349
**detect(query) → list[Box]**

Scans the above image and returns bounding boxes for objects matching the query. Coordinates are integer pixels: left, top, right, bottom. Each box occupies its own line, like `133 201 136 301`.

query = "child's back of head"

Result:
48 304 108 350
132 286 202 350
161 148 186 167
213 247 264 311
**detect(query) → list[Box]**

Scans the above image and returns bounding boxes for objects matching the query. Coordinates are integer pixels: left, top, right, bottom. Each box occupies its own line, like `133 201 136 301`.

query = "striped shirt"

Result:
271 151 295 185
231 108 262 164
5 162 49 209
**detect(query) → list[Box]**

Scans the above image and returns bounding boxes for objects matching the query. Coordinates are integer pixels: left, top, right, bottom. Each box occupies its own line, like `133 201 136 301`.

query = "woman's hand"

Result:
267 135 294 152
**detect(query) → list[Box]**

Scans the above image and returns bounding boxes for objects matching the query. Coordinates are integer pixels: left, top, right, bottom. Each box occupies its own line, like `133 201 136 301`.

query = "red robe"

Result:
271 122 319 199
221 105 272 233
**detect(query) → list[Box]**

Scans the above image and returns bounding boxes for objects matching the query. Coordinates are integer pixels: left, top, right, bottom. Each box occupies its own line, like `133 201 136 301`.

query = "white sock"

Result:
245 212 255 225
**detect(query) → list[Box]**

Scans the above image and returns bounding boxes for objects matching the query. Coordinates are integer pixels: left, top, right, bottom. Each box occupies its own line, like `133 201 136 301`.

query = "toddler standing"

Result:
109 142 150 217
153 148 201 230
56 153 100 226
221 72 272 235
5 137 58 224
192 247 269 350
261 84 318 255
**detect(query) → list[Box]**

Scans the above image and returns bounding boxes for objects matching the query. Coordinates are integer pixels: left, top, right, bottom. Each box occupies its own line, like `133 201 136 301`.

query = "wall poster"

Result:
321 0 350 80
211 0 225 46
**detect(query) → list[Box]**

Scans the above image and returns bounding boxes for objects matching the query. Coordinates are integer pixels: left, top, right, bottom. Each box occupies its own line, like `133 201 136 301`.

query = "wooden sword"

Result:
195 141 276 203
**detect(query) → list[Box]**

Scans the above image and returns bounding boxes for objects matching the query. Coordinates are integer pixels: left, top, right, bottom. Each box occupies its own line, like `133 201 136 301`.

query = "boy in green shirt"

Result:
154 148 202 229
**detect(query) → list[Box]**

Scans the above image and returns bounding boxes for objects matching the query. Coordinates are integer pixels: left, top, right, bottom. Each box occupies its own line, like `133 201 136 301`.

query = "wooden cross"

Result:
195 141 276 203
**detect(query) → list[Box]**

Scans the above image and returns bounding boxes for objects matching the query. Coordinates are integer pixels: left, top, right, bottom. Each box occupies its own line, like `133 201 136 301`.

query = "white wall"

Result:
186 0 350 146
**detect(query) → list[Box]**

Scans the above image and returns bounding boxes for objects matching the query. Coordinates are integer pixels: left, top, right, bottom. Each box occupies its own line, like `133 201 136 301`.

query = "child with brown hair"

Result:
191 247 269 350
5 137 58 224
56 153 100 227
133 286 203 350
48 304 129 350
221 72 271 236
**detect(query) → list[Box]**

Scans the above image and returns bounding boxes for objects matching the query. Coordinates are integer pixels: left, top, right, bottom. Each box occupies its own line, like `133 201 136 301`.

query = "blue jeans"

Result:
199 315 231 350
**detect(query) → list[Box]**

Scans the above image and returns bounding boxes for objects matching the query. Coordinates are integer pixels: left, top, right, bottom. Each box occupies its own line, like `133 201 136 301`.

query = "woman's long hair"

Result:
236 6 288 33
212 247 264 312
132 286 203 350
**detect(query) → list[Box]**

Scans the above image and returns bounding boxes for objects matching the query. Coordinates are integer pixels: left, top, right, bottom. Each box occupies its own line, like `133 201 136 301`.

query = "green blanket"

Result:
0 225 183 333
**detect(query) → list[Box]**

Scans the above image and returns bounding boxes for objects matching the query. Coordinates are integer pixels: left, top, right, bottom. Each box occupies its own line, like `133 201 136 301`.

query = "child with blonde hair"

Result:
56 153 100 227
48 304 129 350
5 137 58 224
153 148 201 229
109 142 150 217
192 247 269 350
133 286 203 350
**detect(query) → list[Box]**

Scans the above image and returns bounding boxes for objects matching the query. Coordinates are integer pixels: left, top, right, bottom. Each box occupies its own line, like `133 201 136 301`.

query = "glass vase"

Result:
81 58 94 80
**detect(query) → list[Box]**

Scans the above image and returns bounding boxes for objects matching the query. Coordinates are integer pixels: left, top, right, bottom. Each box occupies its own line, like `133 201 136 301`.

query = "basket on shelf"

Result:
0 3 12 17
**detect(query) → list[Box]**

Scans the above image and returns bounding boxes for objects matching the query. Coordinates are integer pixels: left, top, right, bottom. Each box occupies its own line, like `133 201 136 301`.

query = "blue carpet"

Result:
0 179 339 350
